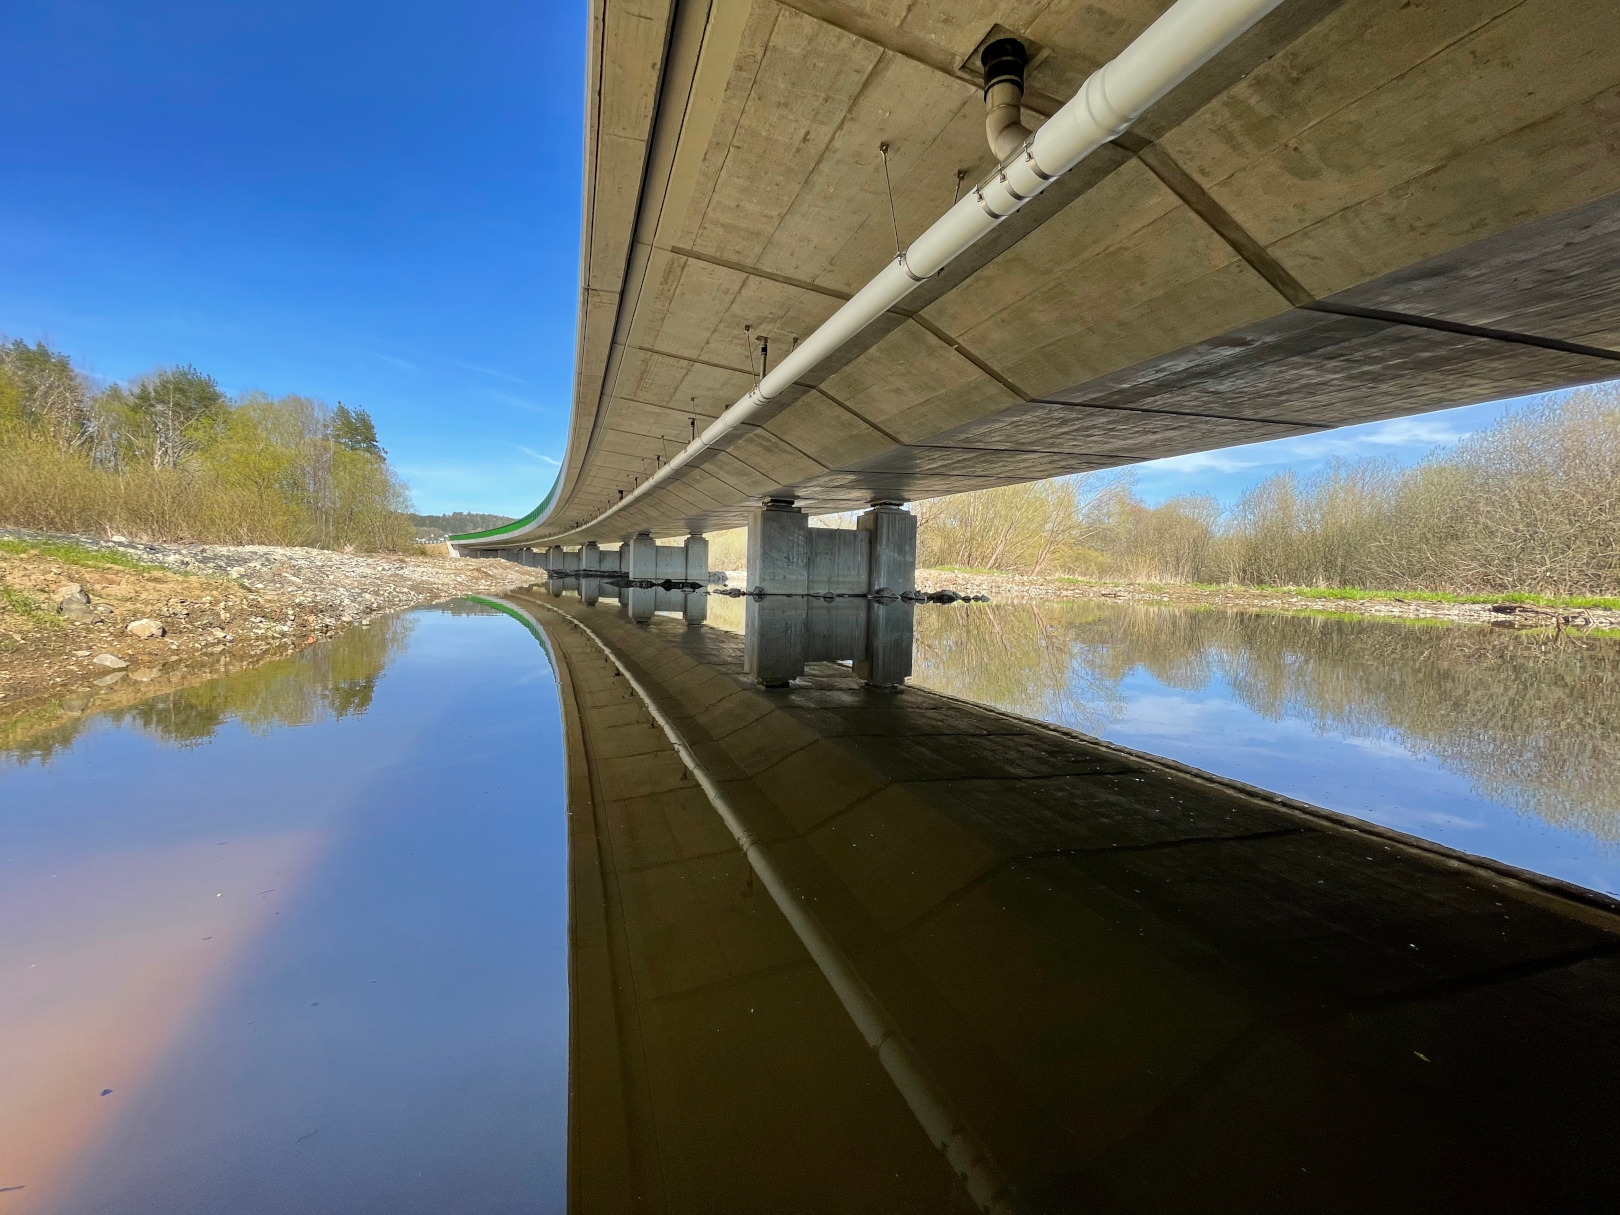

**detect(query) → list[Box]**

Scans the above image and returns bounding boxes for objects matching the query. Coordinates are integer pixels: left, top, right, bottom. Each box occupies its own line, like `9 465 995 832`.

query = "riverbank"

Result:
0 529 537 746
914 567 1620 629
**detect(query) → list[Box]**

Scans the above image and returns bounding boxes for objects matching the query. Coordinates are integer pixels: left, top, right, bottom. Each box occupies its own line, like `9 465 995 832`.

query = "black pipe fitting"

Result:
980 37 1028 97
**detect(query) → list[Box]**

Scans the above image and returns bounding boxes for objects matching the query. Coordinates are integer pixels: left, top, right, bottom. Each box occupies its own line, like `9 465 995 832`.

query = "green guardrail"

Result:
464 595 555 666
446 469 562 543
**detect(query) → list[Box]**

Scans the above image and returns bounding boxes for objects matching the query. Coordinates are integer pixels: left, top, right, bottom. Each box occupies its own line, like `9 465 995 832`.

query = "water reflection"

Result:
914 602 1620 890
503 583 1620 1212
0 604 568 1214
6 613 416 768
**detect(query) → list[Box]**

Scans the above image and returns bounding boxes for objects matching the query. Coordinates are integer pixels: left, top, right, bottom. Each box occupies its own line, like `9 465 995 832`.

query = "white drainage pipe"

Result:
568 0 1286 540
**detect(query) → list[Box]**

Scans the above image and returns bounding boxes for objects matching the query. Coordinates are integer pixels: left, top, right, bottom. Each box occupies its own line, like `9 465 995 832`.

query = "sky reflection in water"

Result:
911 601 1620 896
0 603 568 1215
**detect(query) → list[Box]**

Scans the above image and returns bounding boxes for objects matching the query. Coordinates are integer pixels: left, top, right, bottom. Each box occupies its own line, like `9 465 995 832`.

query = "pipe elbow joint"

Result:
980 37 1032 159
985 102 1031 160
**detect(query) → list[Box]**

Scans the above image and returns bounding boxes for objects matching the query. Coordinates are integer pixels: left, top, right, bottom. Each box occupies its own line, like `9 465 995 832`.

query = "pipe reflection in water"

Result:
503 580 1620 1213
912 601 1620 892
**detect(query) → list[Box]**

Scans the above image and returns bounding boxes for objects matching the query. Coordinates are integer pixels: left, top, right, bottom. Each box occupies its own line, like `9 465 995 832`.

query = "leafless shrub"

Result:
911 384 1620 596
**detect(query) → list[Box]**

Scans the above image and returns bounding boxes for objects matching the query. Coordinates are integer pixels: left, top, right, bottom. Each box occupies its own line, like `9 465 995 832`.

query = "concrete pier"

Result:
747 501 916 596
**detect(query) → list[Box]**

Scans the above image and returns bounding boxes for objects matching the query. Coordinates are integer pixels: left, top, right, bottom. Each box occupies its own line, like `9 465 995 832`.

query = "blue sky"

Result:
2 0 580 515
3 3 1610 519
1128 395 1523 507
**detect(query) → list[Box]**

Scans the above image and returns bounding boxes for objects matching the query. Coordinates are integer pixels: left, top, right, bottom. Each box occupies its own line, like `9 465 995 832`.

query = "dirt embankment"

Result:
0 530 538 745
913 567 1620 628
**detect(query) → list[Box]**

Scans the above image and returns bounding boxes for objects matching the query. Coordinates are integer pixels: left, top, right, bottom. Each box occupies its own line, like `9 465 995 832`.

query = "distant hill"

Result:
409 511 516 539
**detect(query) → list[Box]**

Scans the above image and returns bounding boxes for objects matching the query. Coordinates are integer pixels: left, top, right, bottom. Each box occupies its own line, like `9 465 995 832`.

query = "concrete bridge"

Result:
452 0 1620 591
491 586 1620 1213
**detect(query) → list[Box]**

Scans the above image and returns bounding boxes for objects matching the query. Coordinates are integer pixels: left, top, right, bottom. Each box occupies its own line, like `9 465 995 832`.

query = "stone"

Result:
56 584 96 621
93 672 125 688
92 654 129 669
126 618 165 639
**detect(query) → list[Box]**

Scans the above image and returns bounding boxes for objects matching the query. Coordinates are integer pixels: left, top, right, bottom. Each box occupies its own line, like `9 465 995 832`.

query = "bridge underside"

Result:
457 0 1620 550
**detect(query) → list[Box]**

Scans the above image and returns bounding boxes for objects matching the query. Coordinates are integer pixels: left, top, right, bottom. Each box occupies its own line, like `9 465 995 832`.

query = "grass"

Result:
0 537 171 574
1246 584 1620 611
1 585 57 625
930 566 1620 611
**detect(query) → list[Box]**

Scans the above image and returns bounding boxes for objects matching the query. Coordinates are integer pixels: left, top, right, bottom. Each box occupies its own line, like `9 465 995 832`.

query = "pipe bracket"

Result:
1020 142 1054 182
894 251 930 283
974 187 1011 221
996 171 1029 203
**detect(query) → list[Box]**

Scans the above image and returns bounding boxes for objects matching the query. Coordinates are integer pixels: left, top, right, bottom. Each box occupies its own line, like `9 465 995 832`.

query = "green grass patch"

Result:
0 538 170 574
1 585 57 625
1247 584 1620 610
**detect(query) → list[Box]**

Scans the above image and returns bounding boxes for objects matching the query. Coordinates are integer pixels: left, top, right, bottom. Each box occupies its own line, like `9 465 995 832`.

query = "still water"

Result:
5 591 1620 1210
908 602 1620 896
0 604 568 1213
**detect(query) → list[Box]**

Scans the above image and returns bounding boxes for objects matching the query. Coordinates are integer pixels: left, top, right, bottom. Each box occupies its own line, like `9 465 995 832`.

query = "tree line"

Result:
916 385 1620 598
0 338 414 551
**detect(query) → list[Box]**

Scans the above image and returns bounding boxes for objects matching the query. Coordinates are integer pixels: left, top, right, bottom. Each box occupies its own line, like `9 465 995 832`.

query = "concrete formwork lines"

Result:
667 242 854 301
808 383 906 446
907 314 1035 403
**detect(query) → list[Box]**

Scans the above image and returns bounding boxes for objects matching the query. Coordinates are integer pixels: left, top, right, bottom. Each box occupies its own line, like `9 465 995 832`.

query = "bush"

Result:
912 383 1620 598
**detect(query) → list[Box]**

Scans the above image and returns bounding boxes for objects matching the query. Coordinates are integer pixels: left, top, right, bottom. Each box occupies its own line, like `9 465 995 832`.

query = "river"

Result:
3 592 1618 1210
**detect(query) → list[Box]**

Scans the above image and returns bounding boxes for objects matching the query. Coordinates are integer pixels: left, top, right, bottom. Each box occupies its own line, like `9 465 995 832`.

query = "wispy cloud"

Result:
516 445 559 465
1148 412 1474 479
367 350 418 373
456 360 530 385
485 388 550 413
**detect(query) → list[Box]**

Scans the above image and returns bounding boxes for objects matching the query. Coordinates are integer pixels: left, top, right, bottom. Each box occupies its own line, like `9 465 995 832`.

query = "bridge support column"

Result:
626 532 657 579
684 534 709 583
859 502 916 595
547 545 565 572
747 501 808 594
582 541 601 572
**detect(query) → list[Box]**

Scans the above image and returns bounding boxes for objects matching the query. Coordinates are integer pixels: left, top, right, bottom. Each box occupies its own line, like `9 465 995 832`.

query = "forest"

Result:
0 338 414 551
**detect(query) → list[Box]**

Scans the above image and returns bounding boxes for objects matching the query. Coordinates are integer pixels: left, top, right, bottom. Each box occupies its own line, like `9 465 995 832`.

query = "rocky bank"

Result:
0 529 540 746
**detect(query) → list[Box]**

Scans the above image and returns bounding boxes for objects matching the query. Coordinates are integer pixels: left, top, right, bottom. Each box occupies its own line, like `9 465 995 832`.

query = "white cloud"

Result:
1142 411 1477 482
516 445 560 465
456 360 530 385
485 388 550 413
367 350 418 374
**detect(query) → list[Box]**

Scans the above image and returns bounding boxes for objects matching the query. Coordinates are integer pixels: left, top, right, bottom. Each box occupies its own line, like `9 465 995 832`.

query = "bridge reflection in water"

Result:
491 580 1620 1215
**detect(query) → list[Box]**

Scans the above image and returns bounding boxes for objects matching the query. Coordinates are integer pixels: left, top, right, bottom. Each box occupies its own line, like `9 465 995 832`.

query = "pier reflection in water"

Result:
505 578 1620 1214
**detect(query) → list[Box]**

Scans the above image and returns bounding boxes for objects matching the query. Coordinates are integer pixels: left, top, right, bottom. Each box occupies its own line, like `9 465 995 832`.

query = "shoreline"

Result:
912 567 1620 629
0 528 538 749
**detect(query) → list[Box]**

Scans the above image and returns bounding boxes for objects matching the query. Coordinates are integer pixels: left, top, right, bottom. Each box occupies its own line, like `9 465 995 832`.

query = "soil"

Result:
0 529 539 747
913 567 1620 629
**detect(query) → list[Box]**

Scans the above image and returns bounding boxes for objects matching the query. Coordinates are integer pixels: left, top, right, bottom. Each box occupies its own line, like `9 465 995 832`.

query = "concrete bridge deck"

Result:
456 0 1620 551
499 586 1620 1213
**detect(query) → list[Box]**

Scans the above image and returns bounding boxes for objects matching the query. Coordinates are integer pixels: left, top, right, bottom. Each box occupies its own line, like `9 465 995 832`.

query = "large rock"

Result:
126 618 165 639
91 654 129 669
56 584 96 621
